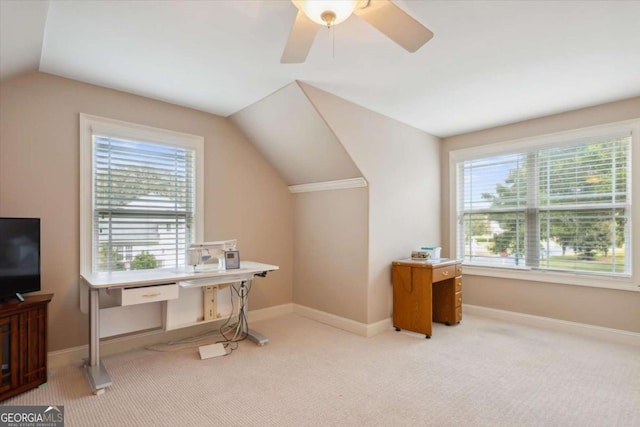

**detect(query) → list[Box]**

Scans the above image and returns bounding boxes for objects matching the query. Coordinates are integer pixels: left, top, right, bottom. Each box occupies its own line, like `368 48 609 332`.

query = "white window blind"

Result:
92 136 196 272
457 133 631 277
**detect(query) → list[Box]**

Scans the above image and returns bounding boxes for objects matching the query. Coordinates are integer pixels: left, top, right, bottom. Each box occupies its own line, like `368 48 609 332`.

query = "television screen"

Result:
0 218 41 300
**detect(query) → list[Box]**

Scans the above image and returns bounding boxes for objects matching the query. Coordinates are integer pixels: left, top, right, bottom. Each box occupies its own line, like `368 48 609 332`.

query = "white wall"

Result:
231 82 362 185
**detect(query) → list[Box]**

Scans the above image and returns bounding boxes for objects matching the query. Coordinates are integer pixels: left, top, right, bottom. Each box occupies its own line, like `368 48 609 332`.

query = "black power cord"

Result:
215 280 252 354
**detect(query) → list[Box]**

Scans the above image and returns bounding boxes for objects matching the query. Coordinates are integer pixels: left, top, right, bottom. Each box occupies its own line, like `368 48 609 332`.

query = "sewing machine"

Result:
187 239 237 272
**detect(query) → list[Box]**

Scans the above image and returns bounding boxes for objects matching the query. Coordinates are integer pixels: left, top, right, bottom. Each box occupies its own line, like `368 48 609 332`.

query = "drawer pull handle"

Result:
142 292 161 298
442 271 449 277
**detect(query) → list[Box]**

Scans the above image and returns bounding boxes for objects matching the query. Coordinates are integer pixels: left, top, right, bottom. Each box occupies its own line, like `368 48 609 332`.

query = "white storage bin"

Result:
420 246 441 260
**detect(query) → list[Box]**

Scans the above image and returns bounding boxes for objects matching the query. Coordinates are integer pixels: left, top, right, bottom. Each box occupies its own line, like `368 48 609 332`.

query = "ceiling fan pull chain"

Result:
331 26 335 59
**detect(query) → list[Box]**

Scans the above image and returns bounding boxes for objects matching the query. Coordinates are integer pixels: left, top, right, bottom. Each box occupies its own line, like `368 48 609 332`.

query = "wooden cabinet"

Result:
392 260 461 338
0 294 52 401
392 264 433 337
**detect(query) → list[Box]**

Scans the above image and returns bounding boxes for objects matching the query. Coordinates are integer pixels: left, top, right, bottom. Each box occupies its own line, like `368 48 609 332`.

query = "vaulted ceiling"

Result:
231 82 361 186
1 1 639 137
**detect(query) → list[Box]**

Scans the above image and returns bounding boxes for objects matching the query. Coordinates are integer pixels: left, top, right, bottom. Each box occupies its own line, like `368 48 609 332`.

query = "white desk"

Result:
80 261 278 394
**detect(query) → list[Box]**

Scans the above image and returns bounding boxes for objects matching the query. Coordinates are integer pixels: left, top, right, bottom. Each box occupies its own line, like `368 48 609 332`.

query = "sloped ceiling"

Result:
231 82 361 186
0 1 49 80
2 1 639 138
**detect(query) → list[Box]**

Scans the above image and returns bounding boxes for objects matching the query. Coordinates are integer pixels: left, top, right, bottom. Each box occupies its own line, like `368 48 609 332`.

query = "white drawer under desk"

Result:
109 283 179 306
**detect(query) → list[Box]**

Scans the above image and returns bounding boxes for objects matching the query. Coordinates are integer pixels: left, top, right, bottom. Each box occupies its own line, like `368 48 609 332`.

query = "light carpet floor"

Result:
3 313 639 426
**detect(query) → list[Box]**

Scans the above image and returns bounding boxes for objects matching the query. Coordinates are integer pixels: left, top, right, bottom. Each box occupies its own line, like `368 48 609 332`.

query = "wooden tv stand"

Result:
0 293 53 401
392 259 462 338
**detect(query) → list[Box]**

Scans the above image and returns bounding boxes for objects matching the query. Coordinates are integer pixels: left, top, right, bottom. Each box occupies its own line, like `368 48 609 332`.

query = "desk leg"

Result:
83 287 112 394
241 280 269 346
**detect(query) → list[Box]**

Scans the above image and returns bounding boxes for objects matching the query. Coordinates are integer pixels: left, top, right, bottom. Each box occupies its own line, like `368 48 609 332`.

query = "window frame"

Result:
448 119 640 291
80 114 204 275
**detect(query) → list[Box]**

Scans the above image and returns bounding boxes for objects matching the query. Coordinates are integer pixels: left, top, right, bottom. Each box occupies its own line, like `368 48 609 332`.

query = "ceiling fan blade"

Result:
281 10 319 63
354 0 433 52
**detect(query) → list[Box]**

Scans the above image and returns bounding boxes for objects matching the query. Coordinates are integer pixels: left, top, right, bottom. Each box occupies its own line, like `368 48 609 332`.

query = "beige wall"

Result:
293 188 369 322
300 83 441 323
231 80 367 324
441 96 640 332
0 72 293 351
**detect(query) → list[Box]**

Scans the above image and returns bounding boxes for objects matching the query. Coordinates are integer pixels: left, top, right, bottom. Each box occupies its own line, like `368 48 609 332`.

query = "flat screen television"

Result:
0 217 41 301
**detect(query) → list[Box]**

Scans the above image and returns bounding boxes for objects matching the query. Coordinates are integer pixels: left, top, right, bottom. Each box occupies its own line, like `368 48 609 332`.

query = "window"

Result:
451 121 638 287
80 115 203 274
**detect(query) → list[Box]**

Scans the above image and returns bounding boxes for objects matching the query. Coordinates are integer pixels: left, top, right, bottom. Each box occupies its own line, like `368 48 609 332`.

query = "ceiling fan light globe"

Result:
321 10 337 27
292 0 358 27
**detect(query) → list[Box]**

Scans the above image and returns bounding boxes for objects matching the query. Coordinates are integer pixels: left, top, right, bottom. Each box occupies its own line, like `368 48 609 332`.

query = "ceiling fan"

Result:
281 0 434 63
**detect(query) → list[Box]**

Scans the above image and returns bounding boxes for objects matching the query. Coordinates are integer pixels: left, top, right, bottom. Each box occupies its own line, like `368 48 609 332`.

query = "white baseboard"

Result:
48 344 89 370
248 303 294 323
464 304 640 347
293 304 391 337
366 317 393 337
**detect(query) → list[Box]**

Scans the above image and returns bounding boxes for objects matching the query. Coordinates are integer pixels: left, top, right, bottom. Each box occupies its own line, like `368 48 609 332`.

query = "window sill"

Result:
462 265 638 292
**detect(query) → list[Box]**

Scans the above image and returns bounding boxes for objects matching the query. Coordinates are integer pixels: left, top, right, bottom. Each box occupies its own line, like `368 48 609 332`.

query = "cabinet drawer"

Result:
455 277 462 292
117 283 179 306
455 264 463 277
455 291 462 307
455 306 462 323
432 265 456 283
